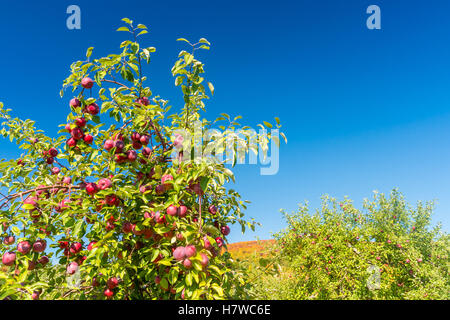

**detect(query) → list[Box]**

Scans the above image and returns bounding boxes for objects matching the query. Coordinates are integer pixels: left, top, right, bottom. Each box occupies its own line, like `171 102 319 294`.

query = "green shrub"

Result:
271 190 449 300
0 18 283 300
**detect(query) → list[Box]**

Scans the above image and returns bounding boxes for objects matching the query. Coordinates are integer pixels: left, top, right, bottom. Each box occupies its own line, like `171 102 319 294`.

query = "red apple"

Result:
220 226 230 236
104 139 115 151
59 241 69 249
32 240 46 253
107 277 119 289
155 184 165 195
67 137 77 147
122 222 132 234
86 183 99 195
106 221 115 231
140 135 150 145
28 260 37 270
83 134 93 144
142 147 151 157
176 233 184 241
24 196 38 210
3 236 15 245
200 253 209 267
48 147 58 157
105 194 119 206
38 256 49 265
126 150 137 161
114 140 124 151
131 132 141 142
70 242 82 254
136 97 149 106
177 205 188 218
203 236 212 250
71 127 84 140
67 262 78 275
173 134 184 149
104 288 114 298
70 98 81 108
173 246 186 261
132 224 144 236
215 237 224 248
86 103 99 115
208 205 217 215
87 241 97 251
154 212 165 224
75 117 87 128
132 141 142 149
161 174 173 185
62 176 72 185
143 229 153 239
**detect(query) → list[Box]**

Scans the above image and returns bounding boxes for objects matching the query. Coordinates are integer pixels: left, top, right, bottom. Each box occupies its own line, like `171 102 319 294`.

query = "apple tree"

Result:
273 190 449 299
0 18 284 300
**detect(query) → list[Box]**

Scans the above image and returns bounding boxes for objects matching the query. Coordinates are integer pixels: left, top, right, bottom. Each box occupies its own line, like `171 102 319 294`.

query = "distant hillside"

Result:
226 239 276 260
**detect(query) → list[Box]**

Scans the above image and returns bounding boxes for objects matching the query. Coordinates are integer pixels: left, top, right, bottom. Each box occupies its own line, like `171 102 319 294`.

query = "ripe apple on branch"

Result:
0 18 285 300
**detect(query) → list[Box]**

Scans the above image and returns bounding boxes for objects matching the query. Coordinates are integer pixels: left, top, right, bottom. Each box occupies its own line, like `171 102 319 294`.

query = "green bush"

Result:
269 190 449 300
0 18 283 300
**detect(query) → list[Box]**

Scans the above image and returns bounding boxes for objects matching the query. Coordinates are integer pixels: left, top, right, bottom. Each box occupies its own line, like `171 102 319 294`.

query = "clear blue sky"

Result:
0 0 449 243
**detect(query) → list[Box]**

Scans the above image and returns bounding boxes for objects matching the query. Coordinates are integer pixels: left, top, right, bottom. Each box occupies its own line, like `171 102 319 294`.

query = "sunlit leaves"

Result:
208 82 214 95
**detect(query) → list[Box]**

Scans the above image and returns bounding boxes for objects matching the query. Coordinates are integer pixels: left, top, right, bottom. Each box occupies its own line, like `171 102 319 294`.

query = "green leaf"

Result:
117 26 130 32
223 168 235 183
158 258 173 267
198 38 210 45
208 82 214 95
168 268 179 285
200 176 210 192
22 204 35 210
121 66 134 82
184 54 193 65
263 121 273 128
86 47 94 58
185 272 193 286
11 226 20 235
175 76 184 86
73 219 84 237
137 30 148 37
130 43 139 54
211 283 224 296
177 38 191 44
150 249 160 262
160 277 169 290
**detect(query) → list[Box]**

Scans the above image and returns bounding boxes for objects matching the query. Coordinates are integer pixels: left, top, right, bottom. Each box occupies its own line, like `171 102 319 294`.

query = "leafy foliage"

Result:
0 18 283 300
